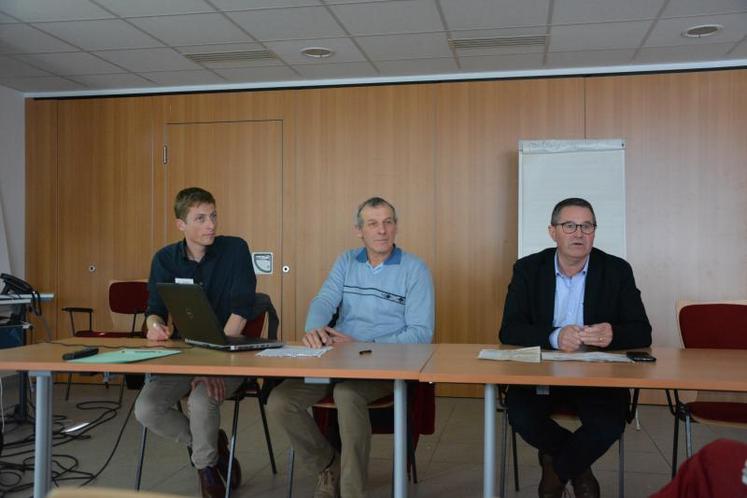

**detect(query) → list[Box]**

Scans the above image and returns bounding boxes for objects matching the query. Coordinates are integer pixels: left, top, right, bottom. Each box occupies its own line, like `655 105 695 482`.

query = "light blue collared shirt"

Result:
548 252 589 349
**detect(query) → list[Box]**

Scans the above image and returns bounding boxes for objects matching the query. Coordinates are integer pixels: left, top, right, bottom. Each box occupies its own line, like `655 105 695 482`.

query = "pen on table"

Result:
358 349 372 355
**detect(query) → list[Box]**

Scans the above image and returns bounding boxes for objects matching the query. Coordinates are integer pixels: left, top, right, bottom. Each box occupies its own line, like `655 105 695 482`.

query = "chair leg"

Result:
499 408 508 498
225 399 241 498
684 413 693 458
65 373 73 401
512 427 519 491
618 432 624 498
287 447 295 498
117 374 126 405
134 424 148 490
257 396 278 474
406 430 417 483
671 411 680 478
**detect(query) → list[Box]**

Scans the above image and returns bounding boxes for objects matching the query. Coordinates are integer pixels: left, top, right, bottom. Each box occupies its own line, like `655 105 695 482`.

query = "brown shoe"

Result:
538 452 567 498
313 452 340 498
217 429 241 490
198 465 226 498
571 468 600 498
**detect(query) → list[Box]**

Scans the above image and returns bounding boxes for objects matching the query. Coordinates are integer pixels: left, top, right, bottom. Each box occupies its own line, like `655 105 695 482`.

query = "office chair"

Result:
666 300 747 477
498 385 639 498
286 381 435 497
62 280 148 402
134 293 279 496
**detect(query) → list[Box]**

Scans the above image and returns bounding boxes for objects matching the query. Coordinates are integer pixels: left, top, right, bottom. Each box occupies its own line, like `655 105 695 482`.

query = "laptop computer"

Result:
157 283 283 352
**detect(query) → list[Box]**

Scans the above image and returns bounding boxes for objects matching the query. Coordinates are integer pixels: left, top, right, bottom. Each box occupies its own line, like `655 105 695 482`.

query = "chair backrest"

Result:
109 281 149 315
241 293 279 340
676 300 747 349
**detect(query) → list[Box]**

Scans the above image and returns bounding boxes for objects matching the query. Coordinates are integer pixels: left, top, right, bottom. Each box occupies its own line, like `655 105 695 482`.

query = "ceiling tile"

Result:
440 0 550 30
94 47 200 72
227 7 344 41
0 75 84 91
645 13 747 48
546 48 636 67
730 39 747 58
325 0 390 3
213 64 298 81
662 0 747 17
17 51 124 75
0 55 50 76
71 73 155 89
0 0 114 22
330 0 444 36
294 61 377 78
210 0 321 10
549 21 652 51
130 13 252 46
264 37 365 64
36 19 163 50
139 69 226 85
94 0 216 17
0 13 18 23
458 53 544 71
635 43 736 63
356 32 453 61
376 57 458 75
0 24 77 53
553 0 665 24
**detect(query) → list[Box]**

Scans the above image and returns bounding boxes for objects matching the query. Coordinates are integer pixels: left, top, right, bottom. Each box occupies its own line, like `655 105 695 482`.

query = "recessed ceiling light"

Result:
682 24 722 38
301 47 334 59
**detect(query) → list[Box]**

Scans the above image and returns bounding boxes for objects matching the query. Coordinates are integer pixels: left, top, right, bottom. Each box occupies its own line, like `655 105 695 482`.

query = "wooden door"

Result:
164 120 283 334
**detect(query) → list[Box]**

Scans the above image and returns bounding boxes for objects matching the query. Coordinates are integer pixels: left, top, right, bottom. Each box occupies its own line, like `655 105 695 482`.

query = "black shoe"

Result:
198 465 227 498
217 429 241 490
538 451 567 498
571 468 600 498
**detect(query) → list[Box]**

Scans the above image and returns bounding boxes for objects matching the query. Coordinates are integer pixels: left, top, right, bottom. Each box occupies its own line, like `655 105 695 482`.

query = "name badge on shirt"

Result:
175 278 194 285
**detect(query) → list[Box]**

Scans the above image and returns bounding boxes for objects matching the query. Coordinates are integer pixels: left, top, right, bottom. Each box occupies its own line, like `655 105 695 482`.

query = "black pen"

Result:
358 349 372 355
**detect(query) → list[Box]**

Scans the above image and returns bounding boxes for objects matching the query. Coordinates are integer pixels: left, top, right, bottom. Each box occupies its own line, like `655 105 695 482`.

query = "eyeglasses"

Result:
554 221 597 234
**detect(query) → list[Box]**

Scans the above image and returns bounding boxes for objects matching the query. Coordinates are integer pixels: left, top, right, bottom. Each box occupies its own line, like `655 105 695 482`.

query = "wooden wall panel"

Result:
294 85 436 341
434 78 585 396
25 100 58 341
586 70 747 349
57 97 154 334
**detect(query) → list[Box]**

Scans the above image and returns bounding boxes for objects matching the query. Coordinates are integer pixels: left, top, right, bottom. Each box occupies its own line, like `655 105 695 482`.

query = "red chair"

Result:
287 381 436 496
666 300 747 477
62 280 149 402
134 292 280 495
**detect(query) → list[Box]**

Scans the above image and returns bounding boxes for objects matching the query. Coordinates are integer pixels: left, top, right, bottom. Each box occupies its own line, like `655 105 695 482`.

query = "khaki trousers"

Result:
134 375 244 469
267 378 394 498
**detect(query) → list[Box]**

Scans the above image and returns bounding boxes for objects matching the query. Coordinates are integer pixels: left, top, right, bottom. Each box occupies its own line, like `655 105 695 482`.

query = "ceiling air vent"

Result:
449 35 547 50
184 50 276 64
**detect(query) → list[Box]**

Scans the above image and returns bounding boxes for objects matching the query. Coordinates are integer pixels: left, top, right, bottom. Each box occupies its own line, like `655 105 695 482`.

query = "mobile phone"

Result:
626 351 656 362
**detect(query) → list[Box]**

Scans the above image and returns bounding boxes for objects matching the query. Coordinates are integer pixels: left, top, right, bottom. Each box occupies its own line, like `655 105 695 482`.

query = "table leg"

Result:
394 379 407 498
484 383 496 498
30 371 52 498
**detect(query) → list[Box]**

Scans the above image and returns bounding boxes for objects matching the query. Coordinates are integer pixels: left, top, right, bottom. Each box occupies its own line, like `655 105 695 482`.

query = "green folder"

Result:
69 348 181 364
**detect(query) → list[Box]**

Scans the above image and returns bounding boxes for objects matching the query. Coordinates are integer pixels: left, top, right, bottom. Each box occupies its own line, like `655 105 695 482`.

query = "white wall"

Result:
0 84 25 277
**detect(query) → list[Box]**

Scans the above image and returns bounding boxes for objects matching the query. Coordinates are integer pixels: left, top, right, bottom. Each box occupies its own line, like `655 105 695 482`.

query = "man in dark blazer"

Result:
499 197 651 498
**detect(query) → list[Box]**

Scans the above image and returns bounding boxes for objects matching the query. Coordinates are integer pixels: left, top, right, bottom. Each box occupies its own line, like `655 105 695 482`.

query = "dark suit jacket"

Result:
499 247 652 350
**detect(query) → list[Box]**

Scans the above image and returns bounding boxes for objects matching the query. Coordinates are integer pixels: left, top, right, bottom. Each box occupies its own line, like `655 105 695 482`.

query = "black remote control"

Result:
62 347 99 361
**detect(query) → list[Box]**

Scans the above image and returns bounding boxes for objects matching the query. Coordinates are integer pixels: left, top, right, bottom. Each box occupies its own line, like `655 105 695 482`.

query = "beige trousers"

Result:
267 378 394 498
134 375 244 469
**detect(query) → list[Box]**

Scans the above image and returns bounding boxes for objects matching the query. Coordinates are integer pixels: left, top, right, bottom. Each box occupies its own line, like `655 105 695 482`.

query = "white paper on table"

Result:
478 346 542 363
256 345 333 358
542 351 632 363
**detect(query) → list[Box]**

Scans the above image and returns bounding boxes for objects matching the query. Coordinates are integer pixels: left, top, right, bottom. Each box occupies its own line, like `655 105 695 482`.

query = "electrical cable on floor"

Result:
0 377 140 497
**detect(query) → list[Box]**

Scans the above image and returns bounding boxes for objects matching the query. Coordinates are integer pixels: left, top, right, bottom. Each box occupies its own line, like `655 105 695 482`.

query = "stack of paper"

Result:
70 349 181 363
257 345 333 358
478 346 541 363
543 351 632 363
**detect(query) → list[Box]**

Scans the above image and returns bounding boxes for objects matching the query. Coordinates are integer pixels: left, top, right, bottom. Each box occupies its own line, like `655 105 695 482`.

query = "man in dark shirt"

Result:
134 187 256 498
499 198 651 498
